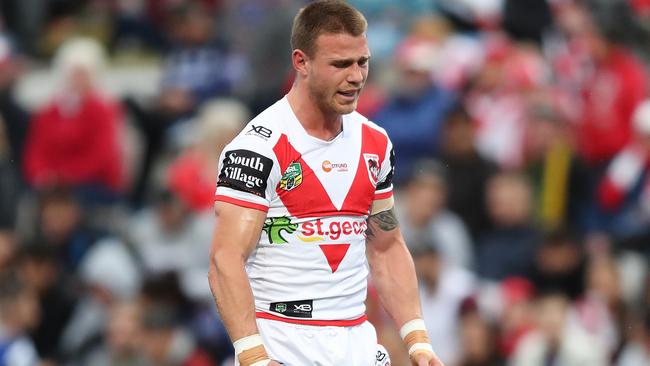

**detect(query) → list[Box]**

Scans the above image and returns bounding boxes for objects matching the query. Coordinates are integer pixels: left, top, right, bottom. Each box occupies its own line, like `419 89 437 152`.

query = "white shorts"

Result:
234 319 391 366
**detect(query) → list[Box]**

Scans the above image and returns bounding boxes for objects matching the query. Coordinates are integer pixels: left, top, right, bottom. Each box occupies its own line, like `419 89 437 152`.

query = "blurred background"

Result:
1 0 650 365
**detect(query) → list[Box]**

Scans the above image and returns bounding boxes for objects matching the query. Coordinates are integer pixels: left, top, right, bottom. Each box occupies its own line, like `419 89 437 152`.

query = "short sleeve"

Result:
374 138 395 201
214 136 279 212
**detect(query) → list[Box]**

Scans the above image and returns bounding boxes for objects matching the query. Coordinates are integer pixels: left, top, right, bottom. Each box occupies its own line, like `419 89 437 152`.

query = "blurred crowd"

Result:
1 0 650 365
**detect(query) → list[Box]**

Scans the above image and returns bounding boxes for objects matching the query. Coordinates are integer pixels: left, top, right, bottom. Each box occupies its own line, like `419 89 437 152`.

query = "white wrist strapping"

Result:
400 319 434 356
399 318 427 340
408 342 435 356
233 334 265 355
249 361 271 366
233 334 271 366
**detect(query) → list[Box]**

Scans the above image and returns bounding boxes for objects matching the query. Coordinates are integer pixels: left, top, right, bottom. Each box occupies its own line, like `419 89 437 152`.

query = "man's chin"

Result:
334 101 357 115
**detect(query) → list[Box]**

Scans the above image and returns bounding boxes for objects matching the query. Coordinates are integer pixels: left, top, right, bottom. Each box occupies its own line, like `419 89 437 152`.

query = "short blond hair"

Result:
291 0 367 57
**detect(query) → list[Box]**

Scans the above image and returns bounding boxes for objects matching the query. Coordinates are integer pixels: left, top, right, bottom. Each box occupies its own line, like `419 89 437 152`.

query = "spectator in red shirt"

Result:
167 98 247 212
576 5 648 166
23 38 124 202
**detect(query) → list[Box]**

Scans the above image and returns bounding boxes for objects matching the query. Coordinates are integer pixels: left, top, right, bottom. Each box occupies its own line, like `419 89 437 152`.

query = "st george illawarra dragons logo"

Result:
363 153 380 186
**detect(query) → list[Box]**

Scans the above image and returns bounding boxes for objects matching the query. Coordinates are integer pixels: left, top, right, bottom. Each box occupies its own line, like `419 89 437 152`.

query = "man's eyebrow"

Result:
329 55 371 65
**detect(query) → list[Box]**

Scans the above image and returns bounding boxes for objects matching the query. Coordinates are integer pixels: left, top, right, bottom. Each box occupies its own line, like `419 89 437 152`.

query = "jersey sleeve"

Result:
374 136 395 201
214 135 279 212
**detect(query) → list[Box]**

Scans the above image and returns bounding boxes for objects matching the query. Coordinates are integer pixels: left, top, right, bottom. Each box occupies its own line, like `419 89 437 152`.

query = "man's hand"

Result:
268 361 283 366
413 351 445 366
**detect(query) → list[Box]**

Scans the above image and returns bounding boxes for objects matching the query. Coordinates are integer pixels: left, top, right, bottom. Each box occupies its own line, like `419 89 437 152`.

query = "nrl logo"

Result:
363 153 380 186
279 162 303 191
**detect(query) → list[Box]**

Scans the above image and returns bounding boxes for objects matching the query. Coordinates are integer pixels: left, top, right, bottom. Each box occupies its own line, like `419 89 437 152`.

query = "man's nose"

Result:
347 64 365 85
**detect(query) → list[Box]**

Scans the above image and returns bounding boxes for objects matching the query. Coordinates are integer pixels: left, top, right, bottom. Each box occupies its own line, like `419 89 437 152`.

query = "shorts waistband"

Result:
255 312 367 327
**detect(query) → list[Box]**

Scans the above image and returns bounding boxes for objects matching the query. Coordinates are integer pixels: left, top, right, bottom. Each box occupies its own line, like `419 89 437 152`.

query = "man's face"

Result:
305 33 370 115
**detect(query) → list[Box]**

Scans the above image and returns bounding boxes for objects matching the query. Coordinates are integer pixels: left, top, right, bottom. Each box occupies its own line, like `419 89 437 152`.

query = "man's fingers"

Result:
429 355 445 366
418 355 429 366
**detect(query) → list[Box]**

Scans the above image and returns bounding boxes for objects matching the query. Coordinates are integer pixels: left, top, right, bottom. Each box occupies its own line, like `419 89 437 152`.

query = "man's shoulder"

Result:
349 111 389 138
347 111 391 147
229 100 287 151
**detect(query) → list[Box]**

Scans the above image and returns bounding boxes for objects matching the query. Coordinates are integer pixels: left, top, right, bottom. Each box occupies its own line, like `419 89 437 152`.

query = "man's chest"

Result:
272 133 383 217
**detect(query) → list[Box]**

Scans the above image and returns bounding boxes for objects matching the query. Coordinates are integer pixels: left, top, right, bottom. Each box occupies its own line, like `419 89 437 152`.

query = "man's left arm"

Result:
365 198 444 366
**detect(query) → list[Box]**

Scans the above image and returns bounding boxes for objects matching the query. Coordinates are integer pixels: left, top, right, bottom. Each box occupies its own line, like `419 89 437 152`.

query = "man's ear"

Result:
292 49 309 77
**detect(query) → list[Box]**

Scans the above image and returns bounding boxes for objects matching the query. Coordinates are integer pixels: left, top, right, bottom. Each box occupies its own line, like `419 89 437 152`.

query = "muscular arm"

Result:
208 201 266 341
365 202 422 328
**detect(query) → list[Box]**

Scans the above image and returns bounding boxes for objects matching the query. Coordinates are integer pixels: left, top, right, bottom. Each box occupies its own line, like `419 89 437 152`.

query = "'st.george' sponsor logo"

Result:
217 149 273 197
298 218 368 241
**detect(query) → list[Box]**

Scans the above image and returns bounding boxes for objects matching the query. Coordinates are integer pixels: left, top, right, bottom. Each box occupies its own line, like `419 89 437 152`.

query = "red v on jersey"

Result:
319 244 350 273
273 134 338 218
273 126 387 218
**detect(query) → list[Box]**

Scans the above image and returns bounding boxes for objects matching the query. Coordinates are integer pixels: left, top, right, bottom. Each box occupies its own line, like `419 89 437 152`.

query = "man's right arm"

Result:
208 201 279 365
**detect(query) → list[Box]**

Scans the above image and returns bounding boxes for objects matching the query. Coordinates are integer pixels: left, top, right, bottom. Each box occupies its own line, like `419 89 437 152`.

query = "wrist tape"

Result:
400 319 434 357
233 334 271 366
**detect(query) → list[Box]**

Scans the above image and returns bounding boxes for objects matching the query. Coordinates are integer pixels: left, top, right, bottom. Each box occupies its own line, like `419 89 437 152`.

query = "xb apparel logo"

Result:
364 153 380 185
279 162 303 191
263 217 298 244
294 304 312 311
246 125 272 139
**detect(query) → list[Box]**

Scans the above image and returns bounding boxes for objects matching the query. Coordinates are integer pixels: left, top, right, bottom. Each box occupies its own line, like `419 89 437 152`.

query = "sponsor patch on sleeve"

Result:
217 149 273 197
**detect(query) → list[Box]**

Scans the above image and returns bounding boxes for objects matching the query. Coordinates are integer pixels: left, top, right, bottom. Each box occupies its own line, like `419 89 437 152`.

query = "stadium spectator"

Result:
439 106 496 240
373 35 457 182
0 33 29 175
58 237 140 363
0 229 15 270
575 2 648 166
466 36 548 169
495 277 536 359
138 303 214 366
23 37 125 203
81 301 147 366
18 244 76 364
0 116 22 228
0 269 41 366
128 1 244 206
31 185 103 274
528 229 587 300
476 173 541 280
399 159 474 269
570 254 624 359
617 308 650 366
522 100 590 231
128 189 213 302
596 100 650 238
510 292 608 366
456 301 502 366
410 242 475 365
138 273 218 365
167 99 248 213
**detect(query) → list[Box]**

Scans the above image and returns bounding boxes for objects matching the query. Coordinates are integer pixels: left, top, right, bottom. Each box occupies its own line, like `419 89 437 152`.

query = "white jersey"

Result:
215 96 394 326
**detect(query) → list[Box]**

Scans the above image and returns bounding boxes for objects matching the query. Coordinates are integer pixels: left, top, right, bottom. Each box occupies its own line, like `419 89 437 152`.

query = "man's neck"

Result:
287 85 342 141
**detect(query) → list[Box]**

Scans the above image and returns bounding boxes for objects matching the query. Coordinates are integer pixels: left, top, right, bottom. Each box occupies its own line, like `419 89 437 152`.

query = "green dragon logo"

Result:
263 216 298 244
